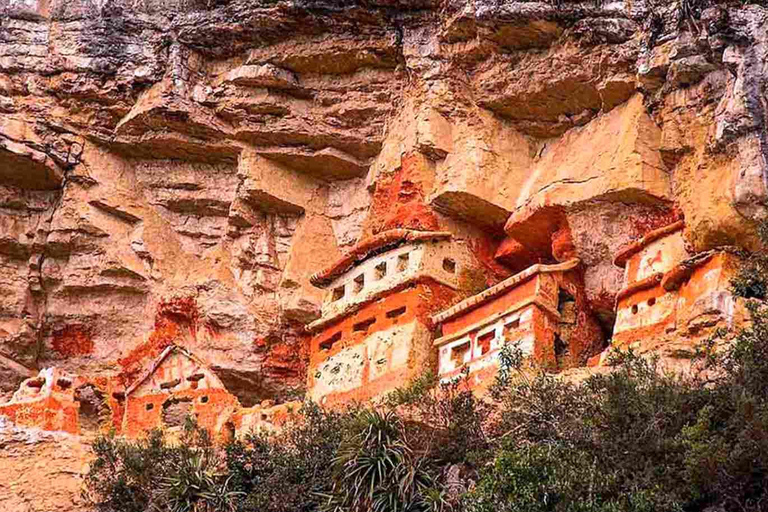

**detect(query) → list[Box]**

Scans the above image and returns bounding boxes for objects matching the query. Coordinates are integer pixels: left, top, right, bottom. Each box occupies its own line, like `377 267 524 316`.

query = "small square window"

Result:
397 253 410 273
386 306 406 319
502 319 520 341
477 331 494 356
320 332 342 351
160 378 180 390
27 378 44 390
443 258 456 274
331 286 345 302
353 274 365 294
450 341 471 366
375 262 387 280
353 317 376 334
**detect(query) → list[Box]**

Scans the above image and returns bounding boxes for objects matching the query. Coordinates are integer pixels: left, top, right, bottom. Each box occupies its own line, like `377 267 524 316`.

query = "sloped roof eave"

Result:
310 229 453 289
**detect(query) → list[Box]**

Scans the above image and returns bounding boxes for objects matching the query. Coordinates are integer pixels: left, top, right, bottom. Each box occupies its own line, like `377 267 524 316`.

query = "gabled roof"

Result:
432 258 581 325
124 345 208 397
310 229 452 288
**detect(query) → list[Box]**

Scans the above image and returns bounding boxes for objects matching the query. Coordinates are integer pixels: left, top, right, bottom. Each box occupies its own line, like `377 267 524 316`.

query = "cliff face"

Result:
0 0 767 408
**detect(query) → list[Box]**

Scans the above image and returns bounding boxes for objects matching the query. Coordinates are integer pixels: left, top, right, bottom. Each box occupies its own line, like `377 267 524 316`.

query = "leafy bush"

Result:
84 419 239 512
465 309 768 512
466 349 707 511
386 369 491 466
731 221 768 299
226 403 355 512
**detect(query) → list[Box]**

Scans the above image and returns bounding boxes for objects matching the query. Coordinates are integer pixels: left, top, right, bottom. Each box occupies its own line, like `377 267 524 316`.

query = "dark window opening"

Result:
554 334 568 357
27 378 45 390
200 396 209 404
558 290 577 324
631 304 639 315
386 306 407 319
160 378 181 390
353 274 365 294
187 373 204 390
260 413 268 421
503 319 521 339
443 258 457 274
397 253 410 273
320 332 342 351
146 403 154 411
225 422 236 441
451 341 471 366
75 385 107 433
353 317 377 334
162 398 193 428
332 286 345 302
477 331 494 356
375 262 387 280
57 378 72 390
648 297 656 307
554 333 569 370
558 289 576 306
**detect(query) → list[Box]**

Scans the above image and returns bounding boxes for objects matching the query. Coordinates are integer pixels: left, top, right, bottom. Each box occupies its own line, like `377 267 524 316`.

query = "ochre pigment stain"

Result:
51 325 94 356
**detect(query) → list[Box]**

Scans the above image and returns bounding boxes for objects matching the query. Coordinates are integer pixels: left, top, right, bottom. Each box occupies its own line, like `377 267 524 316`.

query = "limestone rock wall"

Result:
0 417 90 512
1 0 767 404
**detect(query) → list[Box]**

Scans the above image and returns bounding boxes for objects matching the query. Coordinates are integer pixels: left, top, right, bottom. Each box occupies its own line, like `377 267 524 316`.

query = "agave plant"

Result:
319 409 436 512
157 449 242 512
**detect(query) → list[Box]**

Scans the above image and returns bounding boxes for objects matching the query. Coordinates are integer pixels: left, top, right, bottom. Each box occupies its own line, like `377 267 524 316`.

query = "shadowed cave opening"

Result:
162 398 194 428
75 385 108 433
213 367 303 408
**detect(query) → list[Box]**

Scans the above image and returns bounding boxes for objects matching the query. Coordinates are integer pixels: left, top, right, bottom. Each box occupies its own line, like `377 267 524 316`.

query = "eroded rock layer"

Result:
0 0 766 409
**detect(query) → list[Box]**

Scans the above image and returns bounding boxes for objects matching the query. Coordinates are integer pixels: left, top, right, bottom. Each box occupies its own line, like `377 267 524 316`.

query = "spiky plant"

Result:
319 409 434 512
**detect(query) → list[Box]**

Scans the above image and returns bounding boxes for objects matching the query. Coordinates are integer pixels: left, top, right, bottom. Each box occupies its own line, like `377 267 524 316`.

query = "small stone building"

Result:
122 345 240 439
233 400 302 438
612 220 740 348
305 229 481 406
0 368 81 434
431 258 602 390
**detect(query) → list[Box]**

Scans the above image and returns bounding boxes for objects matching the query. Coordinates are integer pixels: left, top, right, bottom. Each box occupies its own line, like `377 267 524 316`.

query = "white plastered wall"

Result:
317 239 477 323
130 351 224 399
626 230 687 284
436 305 537 382
309 320 432 404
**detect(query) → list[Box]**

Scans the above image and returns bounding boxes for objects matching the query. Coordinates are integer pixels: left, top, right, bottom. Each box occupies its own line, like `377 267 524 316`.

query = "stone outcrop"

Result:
0 0 766 446
0 416 90 512
4 0 768 507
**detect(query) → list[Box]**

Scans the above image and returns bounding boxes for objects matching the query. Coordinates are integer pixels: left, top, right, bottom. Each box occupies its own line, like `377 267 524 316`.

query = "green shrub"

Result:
226 403 356 512
84 419 238 512
386 369 491 467
731 221 768 299
466 314 768 512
